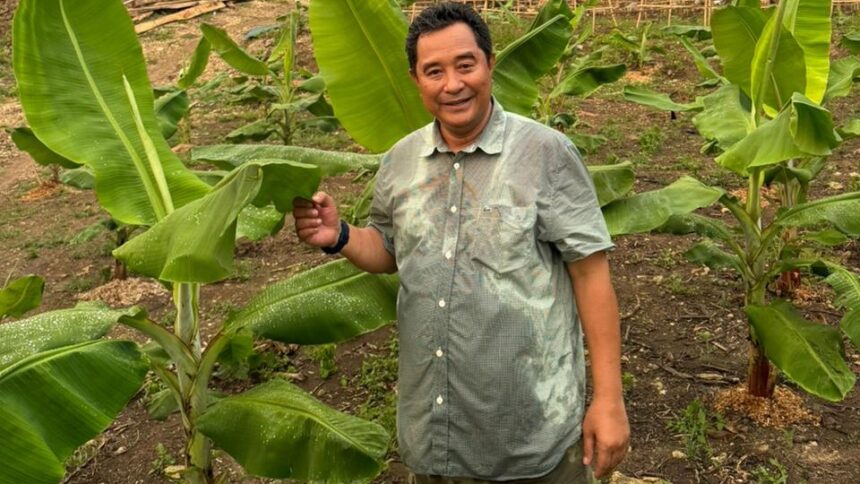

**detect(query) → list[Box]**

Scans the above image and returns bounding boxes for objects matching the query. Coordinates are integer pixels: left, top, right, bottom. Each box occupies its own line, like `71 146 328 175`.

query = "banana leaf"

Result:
201 24 270 76
776 191 860 236
781 0 831 104
226 119 277 143
227 259 398 344
192 144 381 175
13 0 211 226
528 0 573 29
0 405 65 484
823 56 860 102
747 300 855 401
691 84 753 151
549 64 627 99
842 32 860 54
177 36 212 89
711 6 768 96
622 86 703 112
0 340 148 473
601 176 724 235
493 14 571 115
684 240 742 273
114 160 321 283
839 118 860 139
749 6 806 113
197 379 388 481
60 166 96 189
657 213 736 243
237 204 285 241
9 127 79 169
677 36 723 84
587 162 635 207
717 93 838 175
309 0 429 152
0 275 44 319
0 302 134 370
154 89 189 139
662 24 712 41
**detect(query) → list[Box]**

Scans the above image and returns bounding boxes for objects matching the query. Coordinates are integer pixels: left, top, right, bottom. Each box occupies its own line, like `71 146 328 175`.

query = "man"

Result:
293 2 629 482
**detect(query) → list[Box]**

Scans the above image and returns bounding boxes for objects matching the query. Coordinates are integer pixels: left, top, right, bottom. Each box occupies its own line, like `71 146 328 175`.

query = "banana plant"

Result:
623 0 859 401
8 0 397 482
0 275 44 319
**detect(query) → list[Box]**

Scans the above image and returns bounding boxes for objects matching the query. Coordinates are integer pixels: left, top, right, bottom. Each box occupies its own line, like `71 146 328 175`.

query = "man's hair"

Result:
405 2 493 72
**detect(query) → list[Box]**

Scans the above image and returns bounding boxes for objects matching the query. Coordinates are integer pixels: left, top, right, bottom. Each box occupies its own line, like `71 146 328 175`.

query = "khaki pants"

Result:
408 440 594 484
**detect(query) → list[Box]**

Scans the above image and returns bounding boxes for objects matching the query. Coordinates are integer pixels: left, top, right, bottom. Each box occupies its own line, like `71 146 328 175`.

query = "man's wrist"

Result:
322 220 350 254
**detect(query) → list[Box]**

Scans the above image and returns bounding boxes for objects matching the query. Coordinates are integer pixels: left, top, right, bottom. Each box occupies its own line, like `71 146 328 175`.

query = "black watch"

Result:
322 220 350 254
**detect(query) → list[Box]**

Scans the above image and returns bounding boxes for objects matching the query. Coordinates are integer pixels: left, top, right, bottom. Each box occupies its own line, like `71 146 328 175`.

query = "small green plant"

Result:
355 334 399 450
638 125 665 156
309 343 338 379
668 398 723 463
655 248 677 269
621 371 636 393
668 275 698 296
751 458 789 484
149 443 177 477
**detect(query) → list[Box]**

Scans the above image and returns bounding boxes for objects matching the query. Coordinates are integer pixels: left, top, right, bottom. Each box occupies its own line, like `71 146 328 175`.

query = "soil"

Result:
1 2 860 484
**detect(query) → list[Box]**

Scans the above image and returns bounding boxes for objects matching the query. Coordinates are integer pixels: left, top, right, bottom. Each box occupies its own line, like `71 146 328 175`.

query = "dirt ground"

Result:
2 1 860 483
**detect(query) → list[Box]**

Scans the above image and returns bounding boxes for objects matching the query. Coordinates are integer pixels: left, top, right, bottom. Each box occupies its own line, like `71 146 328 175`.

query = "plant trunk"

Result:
746 342 776 398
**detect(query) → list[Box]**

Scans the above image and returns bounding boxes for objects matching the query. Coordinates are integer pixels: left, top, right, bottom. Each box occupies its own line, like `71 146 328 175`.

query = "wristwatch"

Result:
322 220 350 254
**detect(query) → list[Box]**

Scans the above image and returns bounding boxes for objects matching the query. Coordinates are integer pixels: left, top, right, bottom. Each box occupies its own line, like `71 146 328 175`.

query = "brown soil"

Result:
1 4 859 484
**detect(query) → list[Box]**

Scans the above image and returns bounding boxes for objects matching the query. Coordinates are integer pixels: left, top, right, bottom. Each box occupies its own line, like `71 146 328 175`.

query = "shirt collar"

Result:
419 98 507 157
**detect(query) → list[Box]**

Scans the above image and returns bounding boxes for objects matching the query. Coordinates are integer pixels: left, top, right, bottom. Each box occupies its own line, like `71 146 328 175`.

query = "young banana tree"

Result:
6 0 397 483
623 0 859 401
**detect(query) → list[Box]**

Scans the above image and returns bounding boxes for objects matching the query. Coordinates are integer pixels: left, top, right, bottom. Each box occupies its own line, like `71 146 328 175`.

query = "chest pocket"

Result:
470 205 536 274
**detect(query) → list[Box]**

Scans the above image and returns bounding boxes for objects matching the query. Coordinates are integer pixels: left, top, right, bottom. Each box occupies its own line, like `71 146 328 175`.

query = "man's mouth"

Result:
443 97 471 107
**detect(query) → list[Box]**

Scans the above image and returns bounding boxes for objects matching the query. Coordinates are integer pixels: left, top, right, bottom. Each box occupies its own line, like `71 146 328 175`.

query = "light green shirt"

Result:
369 101 613 479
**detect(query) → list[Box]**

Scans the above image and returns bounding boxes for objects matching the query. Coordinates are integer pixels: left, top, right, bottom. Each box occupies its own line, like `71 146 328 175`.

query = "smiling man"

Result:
293 2 629 482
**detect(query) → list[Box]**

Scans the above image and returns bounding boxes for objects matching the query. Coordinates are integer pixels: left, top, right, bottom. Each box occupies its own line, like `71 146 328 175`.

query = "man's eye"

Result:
458 63 475 71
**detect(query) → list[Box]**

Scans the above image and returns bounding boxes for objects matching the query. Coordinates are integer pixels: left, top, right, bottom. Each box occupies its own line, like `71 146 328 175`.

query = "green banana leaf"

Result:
493 14 571 115
776 191 860 236
684 240 742 273
843 310 860 351
177 36 212 89
14 0 211 227
9 127 79 169
601 176 724 236
661 24 712 41
201 24 270 76
0 275 44 319
839 118 860 138
822 265 860 349
657 213 736 244
115 160 321 283
842 32 860 54
197 379 389 481
528 0 573 29
746 300 856 401
192 144 381 175
549 64 627 99
227 259 397 344
237 204 285 241
781 0 831 104
60 166 96 189
587 162 635 207
309 0 429 152
711 6 768 97
677 36 723 84
0 405 65 484
749 6 806 113
691 84 753 151
717 93 838 175
0 340 148 473
226 119 277 143
823 56 860 102
0 302 133 370
622 86 703 112
154 89 189 139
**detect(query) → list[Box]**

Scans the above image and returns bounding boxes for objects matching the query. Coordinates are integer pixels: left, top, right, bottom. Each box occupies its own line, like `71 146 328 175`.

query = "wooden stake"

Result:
134 1 226 34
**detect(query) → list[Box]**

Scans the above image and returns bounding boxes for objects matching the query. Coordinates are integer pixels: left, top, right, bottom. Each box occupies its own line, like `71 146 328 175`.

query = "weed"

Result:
668 398 722 463
230 258 257 282
638 126 665 156
750 458 789 484
599 123 622 142
309 343 338 379
63 274 101 294
64 438 102 474
622 371 636 393
149 443 177 476
655 248 677 269
673 154 702 175
355 334 399 450
668 275 698 296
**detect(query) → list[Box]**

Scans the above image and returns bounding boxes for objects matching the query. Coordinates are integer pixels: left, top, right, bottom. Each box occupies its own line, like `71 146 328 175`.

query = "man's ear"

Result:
410 69 419 85
487 53 496 72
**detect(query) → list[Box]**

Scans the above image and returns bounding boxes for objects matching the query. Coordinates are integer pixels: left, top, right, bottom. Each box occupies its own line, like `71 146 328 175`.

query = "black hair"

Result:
405 2 493 72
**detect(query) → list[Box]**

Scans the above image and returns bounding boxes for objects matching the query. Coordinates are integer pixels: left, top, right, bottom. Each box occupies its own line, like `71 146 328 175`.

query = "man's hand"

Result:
582 396 629 479
293 192 341 248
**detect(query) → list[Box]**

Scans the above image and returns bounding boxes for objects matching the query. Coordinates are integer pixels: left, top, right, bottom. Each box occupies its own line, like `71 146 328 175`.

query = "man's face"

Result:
412 22 494 138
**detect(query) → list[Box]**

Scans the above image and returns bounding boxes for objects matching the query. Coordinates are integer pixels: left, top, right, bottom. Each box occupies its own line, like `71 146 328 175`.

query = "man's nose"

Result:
443 73 464 93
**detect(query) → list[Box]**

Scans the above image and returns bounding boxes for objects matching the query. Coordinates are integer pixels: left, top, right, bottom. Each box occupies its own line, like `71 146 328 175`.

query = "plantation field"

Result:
2 1 860 483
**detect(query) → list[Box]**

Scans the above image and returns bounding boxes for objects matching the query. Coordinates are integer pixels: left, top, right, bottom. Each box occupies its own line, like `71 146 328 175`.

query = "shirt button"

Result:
453 162 461 170
444 250 452 260
436 348 444 357
438 299 446 308
450 206 457 214
436 395 444 405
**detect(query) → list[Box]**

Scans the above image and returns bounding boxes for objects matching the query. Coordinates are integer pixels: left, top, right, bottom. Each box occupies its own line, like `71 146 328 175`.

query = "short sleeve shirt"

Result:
367 101 614 480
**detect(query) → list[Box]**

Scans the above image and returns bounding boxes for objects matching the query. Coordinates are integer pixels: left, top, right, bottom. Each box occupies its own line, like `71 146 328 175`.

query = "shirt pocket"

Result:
470 205 537 274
